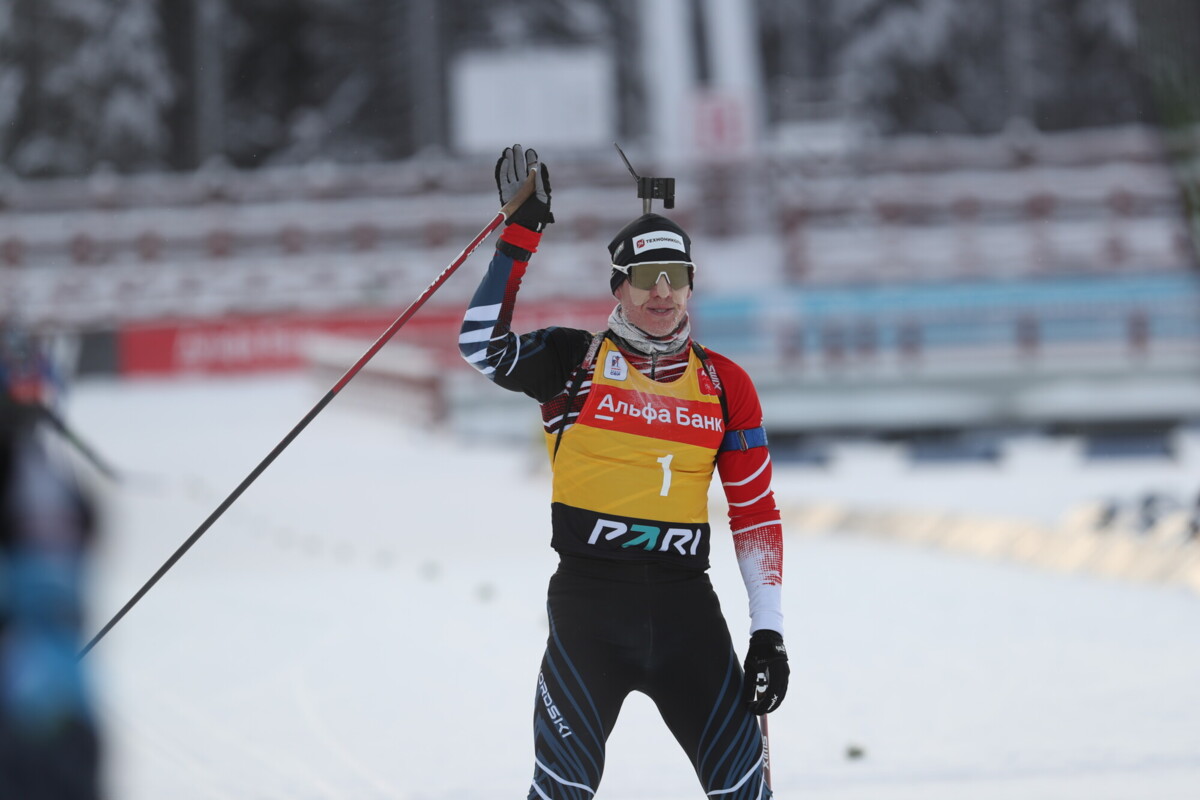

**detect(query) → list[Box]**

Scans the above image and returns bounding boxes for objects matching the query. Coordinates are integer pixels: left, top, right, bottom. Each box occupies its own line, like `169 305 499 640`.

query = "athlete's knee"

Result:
705 761 771 800
698 718 771 800
528 757 599 800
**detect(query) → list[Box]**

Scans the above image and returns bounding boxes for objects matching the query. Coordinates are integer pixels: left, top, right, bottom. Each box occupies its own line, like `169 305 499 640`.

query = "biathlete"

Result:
458 145 789 800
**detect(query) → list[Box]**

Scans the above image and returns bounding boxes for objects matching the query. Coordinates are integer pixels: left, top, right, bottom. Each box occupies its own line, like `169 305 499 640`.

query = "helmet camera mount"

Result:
613 142 676 214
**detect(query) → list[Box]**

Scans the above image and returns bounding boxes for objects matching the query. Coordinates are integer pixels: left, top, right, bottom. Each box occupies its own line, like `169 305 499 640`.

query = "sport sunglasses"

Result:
611 262 694 290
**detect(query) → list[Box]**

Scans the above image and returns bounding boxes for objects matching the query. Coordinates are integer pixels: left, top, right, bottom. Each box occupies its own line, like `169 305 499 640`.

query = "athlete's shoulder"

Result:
535 326 603 376
695 344 763 428
695 345 755 388
544 326 596 342
543 326 598 357
489 325 597 402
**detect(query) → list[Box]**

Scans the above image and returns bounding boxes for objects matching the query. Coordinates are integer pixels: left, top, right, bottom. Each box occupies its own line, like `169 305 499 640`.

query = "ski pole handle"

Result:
500 168 538 221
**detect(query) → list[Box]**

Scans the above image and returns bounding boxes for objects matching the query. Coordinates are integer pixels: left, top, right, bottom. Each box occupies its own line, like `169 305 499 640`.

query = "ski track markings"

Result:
151 683 350 799
290 662 409 800
100 696 239 800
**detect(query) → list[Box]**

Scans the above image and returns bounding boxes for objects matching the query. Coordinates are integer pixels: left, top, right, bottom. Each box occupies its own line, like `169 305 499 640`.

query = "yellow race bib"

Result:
547 338 725 567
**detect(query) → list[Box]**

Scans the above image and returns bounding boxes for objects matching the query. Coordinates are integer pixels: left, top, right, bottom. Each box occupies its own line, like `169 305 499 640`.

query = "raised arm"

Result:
458 145 590 403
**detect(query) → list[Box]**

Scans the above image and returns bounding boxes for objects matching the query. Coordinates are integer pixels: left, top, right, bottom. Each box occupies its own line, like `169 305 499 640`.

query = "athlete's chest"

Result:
578 345 724 448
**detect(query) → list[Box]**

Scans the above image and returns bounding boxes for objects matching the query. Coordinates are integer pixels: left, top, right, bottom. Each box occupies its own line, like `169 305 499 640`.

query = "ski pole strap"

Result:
552 330 609 462
497 223 541 262
720 426 768 452
690 342 730 428
583 330 608 368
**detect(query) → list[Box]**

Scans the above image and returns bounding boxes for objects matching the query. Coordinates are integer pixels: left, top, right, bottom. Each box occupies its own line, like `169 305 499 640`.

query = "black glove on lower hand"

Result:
495 144 553 231
742 629 789 715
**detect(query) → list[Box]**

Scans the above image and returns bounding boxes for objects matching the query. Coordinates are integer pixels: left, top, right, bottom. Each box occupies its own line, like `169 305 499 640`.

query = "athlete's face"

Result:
615 272 692 337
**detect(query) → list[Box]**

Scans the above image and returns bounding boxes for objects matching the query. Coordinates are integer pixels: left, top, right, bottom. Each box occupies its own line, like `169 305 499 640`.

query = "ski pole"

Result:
760 715 772 791
78 170 537 659
36 401 126 483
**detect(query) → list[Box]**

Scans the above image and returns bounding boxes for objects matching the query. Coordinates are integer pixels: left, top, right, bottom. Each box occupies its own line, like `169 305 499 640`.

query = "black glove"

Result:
742 629 789 715
495 144 553 231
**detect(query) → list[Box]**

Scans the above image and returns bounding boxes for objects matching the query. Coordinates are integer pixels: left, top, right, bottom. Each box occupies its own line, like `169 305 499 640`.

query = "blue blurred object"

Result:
1 393 101 799
0 326 63 411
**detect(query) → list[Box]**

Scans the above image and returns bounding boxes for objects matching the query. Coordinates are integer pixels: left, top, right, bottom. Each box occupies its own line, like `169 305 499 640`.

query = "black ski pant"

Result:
528 555 769 800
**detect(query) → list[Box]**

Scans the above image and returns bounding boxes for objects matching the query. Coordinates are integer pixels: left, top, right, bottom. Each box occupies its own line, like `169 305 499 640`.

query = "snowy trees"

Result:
1 0 173 177
221 0 386 167
91 0 174 168
1026 0 1140 130
218 0 634 166
833 0 1012 135
0 0 1160 176
0 2 23 163
771 0 1143 136
1134 0 1200 263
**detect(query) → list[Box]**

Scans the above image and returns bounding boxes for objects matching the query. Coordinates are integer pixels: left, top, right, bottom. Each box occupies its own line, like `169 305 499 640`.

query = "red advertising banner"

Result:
117 299 614 377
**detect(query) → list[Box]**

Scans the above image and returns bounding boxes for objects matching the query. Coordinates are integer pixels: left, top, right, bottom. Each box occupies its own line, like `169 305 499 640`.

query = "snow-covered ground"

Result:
65 374 1200 800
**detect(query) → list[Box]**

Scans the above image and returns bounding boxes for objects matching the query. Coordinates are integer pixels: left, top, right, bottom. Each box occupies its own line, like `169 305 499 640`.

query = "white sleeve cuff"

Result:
745 581 783 637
